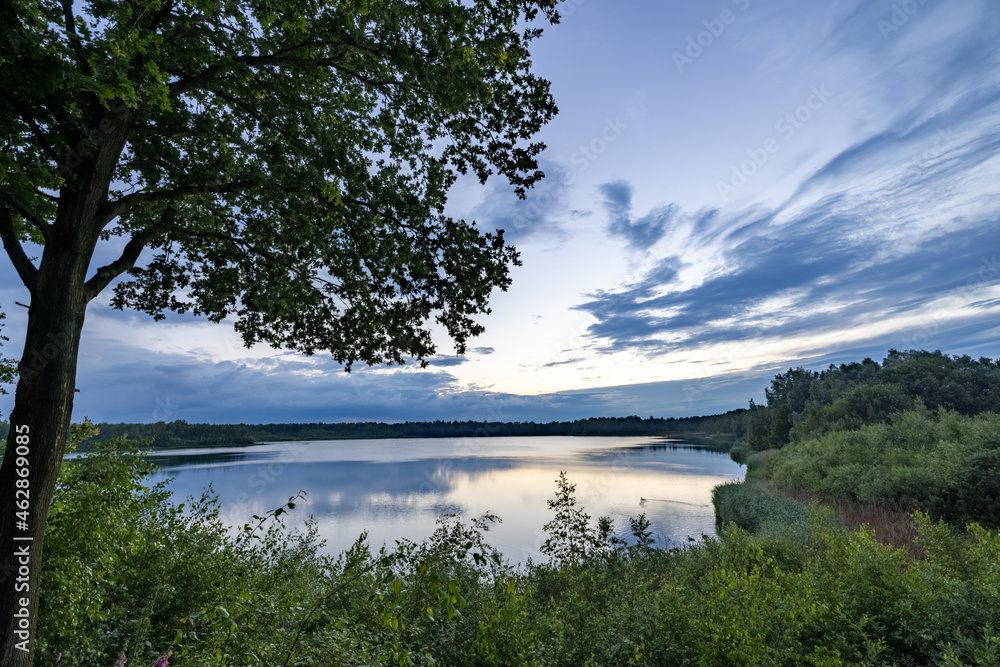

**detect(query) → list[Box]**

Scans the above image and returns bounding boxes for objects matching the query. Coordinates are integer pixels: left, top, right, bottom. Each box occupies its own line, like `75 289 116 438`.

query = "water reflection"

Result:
148 436 744 563
146 449 257 470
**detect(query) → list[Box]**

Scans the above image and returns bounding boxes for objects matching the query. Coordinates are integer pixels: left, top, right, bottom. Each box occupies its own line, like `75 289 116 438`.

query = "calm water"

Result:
146 436 744 564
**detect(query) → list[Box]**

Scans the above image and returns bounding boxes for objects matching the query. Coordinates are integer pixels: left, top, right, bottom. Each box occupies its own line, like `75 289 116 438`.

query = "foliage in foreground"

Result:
34 434 1000 667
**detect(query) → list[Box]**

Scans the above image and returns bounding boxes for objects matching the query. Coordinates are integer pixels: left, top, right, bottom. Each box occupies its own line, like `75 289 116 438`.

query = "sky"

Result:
2 0 1000 424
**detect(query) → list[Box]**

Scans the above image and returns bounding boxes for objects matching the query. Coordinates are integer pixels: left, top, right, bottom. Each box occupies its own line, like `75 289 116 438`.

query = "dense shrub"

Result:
795 382 913 441
766 407 1000 527
38 429 331 667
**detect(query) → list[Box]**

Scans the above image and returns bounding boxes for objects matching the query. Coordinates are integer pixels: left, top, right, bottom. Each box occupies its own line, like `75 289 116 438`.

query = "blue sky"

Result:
2 0 1000 424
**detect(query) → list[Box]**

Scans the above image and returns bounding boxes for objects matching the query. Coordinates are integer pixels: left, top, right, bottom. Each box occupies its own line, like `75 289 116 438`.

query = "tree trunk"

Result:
0 238 89 666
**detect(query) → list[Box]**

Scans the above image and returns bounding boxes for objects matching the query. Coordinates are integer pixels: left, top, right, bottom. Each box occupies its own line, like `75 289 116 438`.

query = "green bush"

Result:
728 444 749 465
739 350 1000 451
712 480 815 540
766 407 1000 527
795 382 912 441
38 432 331 667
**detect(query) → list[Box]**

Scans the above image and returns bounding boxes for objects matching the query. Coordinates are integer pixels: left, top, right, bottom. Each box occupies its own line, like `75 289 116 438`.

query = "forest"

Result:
0 412 745 451
13 348 1000 666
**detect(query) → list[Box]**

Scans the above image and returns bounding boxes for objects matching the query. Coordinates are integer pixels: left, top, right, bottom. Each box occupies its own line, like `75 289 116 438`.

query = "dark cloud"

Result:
542 357 586 368
48 336 765 422
599 180 677 250
425 355 467 368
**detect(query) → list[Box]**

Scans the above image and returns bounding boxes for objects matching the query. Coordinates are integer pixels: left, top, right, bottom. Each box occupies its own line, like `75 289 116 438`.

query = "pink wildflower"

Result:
112 653 126 667
152 651 172 667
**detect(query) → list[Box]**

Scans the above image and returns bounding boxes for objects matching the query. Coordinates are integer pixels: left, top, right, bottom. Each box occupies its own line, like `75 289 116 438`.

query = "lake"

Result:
146 435 744 564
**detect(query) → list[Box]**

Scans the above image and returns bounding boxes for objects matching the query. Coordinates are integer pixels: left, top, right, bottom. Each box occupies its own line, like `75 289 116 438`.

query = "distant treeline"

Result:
5 348 990 457
0 410 746 452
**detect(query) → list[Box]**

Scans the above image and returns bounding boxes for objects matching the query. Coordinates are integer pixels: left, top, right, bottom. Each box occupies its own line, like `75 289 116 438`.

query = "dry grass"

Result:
781 487 924 558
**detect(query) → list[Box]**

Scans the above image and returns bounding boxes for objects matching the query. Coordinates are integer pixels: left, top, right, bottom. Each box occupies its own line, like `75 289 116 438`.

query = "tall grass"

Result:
781 487 921 557
711 480 813 540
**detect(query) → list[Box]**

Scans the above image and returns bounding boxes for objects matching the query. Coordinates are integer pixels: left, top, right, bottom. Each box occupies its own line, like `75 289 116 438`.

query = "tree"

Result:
0 0 561 662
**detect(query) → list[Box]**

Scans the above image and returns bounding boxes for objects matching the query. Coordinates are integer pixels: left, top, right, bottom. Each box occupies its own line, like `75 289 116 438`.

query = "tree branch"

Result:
239 54 399 88
132 124 208 138
210 89 314 156
0 192 52 243
167 64 227 96
0 205 39 294
146 0 176 32
83 214 171 301
3 98 61 163
97 180 259 226
59 0 92 76
166 46 381 97
341 197 435 242
166 222 338 289
59 0 77 38
269 40 348 59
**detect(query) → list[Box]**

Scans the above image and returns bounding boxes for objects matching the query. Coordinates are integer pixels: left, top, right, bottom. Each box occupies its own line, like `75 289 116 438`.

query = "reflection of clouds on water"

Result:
154 456 518 532
155 456 519 506
427 503 466 516
150 436 744 562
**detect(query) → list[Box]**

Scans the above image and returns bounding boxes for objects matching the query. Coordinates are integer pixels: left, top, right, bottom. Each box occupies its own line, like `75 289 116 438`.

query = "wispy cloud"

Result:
577 70 1000 359
469 161 571 244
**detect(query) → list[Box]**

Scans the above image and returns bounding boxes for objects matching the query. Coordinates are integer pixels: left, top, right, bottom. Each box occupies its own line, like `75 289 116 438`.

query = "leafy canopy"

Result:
0 0 560 365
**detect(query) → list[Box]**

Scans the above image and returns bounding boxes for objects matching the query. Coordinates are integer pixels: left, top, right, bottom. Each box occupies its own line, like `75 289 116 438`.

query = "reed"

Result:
781 487 922 557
